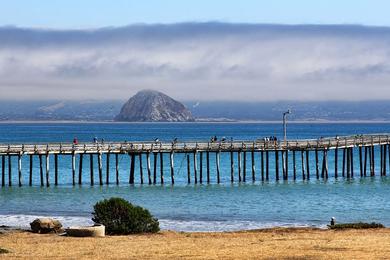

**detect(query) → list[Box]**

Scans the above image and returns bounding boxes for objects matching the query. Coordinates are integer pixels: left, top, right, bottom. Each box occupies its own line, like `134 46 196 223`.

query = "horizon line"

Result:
1 21 390 31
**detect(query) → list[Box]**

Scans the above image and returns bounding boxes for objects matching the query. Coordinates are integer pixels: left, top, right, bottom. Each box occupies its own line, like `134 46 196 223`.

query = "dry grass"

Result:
1 228 390 259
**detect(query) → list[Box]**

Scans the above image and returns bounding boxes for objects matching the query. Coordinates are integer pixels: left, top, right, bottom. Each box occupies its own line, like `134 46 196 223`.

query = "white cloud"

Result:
1 23 390 101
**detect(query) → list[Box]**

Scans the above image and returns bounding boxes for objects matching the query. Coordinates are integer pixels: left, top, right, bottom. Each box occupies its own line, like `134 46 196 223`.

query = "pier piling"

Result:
170 152 174 184
187 154 191 184
79 154 83 185
54 154 58 185
90 154 94 186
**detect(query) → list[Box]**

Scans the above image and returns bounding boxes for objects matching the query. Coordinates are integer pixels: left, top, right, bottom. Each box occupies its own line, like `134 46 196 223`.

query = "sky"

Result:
1 0 390 28
1 1 390 101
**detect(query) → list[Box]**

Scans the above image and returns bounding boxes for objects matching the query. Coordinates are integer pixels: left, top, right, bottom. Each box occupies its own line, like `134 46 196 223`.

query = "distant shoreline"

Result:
1 119 390 124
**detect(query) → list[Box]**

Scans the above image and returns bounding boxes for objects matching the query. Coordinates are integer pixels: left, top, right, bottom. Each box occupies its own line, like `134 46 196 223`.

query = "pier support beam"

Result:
359 146 363 177
306 150 310 180
54 154 58 186
146 153 151 185
8 156 12 186
72 153 76 185
139 153 143 184
216 151 221 184
261 151 265 181
325 150 328 178
90 154 94 186
116 153 119 185
275 151 279 181
153 153 157 184
384 144 387 176
98 153 103 185
282 151 286 180
372 145 375 176
199 152 203 184
106 153 111 185
29 155 33 186
1 155 5 187
251 151 256 182
301 151 305 180
243 151 247 182
18 154 22 187
364 146 368 177
45 153 49 187
187 154 191 184
230 151 234 183
79 154 83 185
238 151 242 182
266 151 269 181
342 148 346 177
193 152 198 184
350 148 354 177
315 149 319 179
334 148 338 178
160 152 164 184
380 145 383 176
170 152 174 185
129 153 135 184
39 155 43 186
206 151 210 184
292 150 296 180
346 148 351 178
285 150 289 180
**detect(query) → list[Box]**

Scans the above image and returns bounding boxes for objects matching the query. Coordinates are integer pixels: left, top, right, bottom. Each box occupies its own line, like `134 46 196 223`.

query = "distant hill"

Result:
183 101 390 122
0 99 390 122
0 100 122 121
115 90 194 122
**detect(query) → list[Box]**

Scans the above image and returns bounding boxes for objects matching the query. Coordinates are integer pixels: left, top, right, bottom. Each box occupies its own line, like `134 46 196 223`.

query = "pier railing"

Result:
0 134 389 155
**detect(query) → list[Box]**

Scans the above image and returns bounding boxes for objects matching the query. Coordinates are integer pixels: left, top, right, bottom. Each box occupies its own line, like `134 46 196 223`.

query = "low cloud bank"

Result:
1 23 390 101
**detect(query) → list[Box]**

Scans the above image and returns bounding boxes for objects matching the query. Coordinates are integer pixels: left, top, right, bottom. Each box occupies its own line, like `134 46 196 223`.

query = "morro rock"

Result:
115 90 194 122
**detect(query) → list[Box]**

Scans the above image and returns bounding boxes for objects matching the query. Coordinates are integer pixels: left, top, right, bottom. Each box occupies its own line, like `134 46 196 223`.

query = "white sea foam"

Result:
0 214 326 232
0 214 93 229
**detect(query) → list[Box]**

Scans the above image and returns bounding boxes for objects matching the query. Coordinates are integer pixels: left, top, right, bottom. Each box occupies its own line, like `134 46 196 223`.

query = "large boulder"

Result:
114 89 194 122
30 218 63 234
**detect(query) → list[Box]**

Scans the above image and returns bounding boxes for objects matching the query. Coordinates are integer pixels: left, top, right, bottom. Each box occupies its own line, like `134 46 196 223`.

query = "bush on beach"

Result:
92 197 159 235
329 222 384 230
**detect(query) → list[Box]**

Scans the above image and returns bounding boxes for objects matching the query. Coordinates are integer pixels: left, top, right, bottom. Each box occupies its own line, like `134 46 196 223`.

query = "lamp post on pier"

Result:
283 109 291 144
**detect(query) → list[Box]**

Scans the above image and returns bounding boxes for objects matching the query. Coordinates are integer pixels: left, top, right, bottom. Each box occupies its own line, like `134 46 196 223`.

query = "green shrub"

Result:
329 222 384 230
92 197 159 235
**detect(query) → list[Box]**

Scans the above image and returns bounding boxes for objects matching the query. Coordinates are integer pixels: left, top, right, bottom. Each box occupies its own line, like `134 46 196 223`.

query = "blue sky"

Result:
1 0 390 28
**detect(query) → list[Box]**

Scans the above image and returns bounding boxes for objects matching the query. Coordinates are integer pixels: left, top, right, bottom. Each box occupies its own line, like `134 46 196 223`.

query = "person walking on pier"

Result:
73 138 78 145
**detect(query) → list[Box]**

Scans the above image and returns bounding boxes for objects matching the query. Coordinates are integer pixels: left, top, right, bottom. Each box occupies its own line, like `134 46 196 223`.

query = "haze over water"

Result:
0 122 390 231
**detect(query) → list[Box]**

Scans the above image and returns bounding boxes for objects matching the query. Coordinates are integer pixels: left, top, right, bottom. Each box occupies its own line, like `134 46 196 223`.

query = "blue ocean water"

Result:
0 122 390 231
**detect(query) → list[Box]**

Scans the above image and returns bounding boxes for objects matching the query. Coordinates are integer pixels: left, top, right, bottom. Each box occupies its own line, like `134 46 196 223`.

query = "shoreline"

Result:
1 227 390 259
0 213 328 233
1 119 390 124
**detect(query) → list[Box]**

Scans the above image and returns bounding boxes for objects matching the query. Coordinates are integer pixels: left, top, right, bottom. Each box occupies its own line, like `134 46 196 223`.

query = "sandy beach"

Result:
1 228 390 259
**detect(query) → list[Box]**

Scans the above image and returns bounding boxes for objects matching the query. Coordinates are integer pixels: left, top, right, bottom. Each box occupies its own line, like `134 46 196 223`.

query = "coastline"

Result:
1 119 390 124
1 228 390 259
0 213 327 232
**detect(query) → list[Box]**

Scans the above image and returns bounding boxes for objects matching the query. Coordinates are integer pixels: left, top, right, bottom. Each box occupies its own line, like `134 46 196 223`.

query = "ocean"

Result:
0 122 390 231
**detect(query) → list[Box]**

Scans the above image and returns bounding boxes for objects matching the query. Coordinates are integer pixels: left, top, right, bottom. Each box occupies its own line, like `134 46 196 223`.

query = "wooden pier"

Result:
1 134 390 186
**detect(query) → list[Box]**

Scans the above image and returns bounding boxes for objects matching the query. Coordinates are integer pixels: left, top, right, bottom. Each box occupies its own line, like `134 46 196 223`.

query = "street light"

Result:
283 109 291 143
